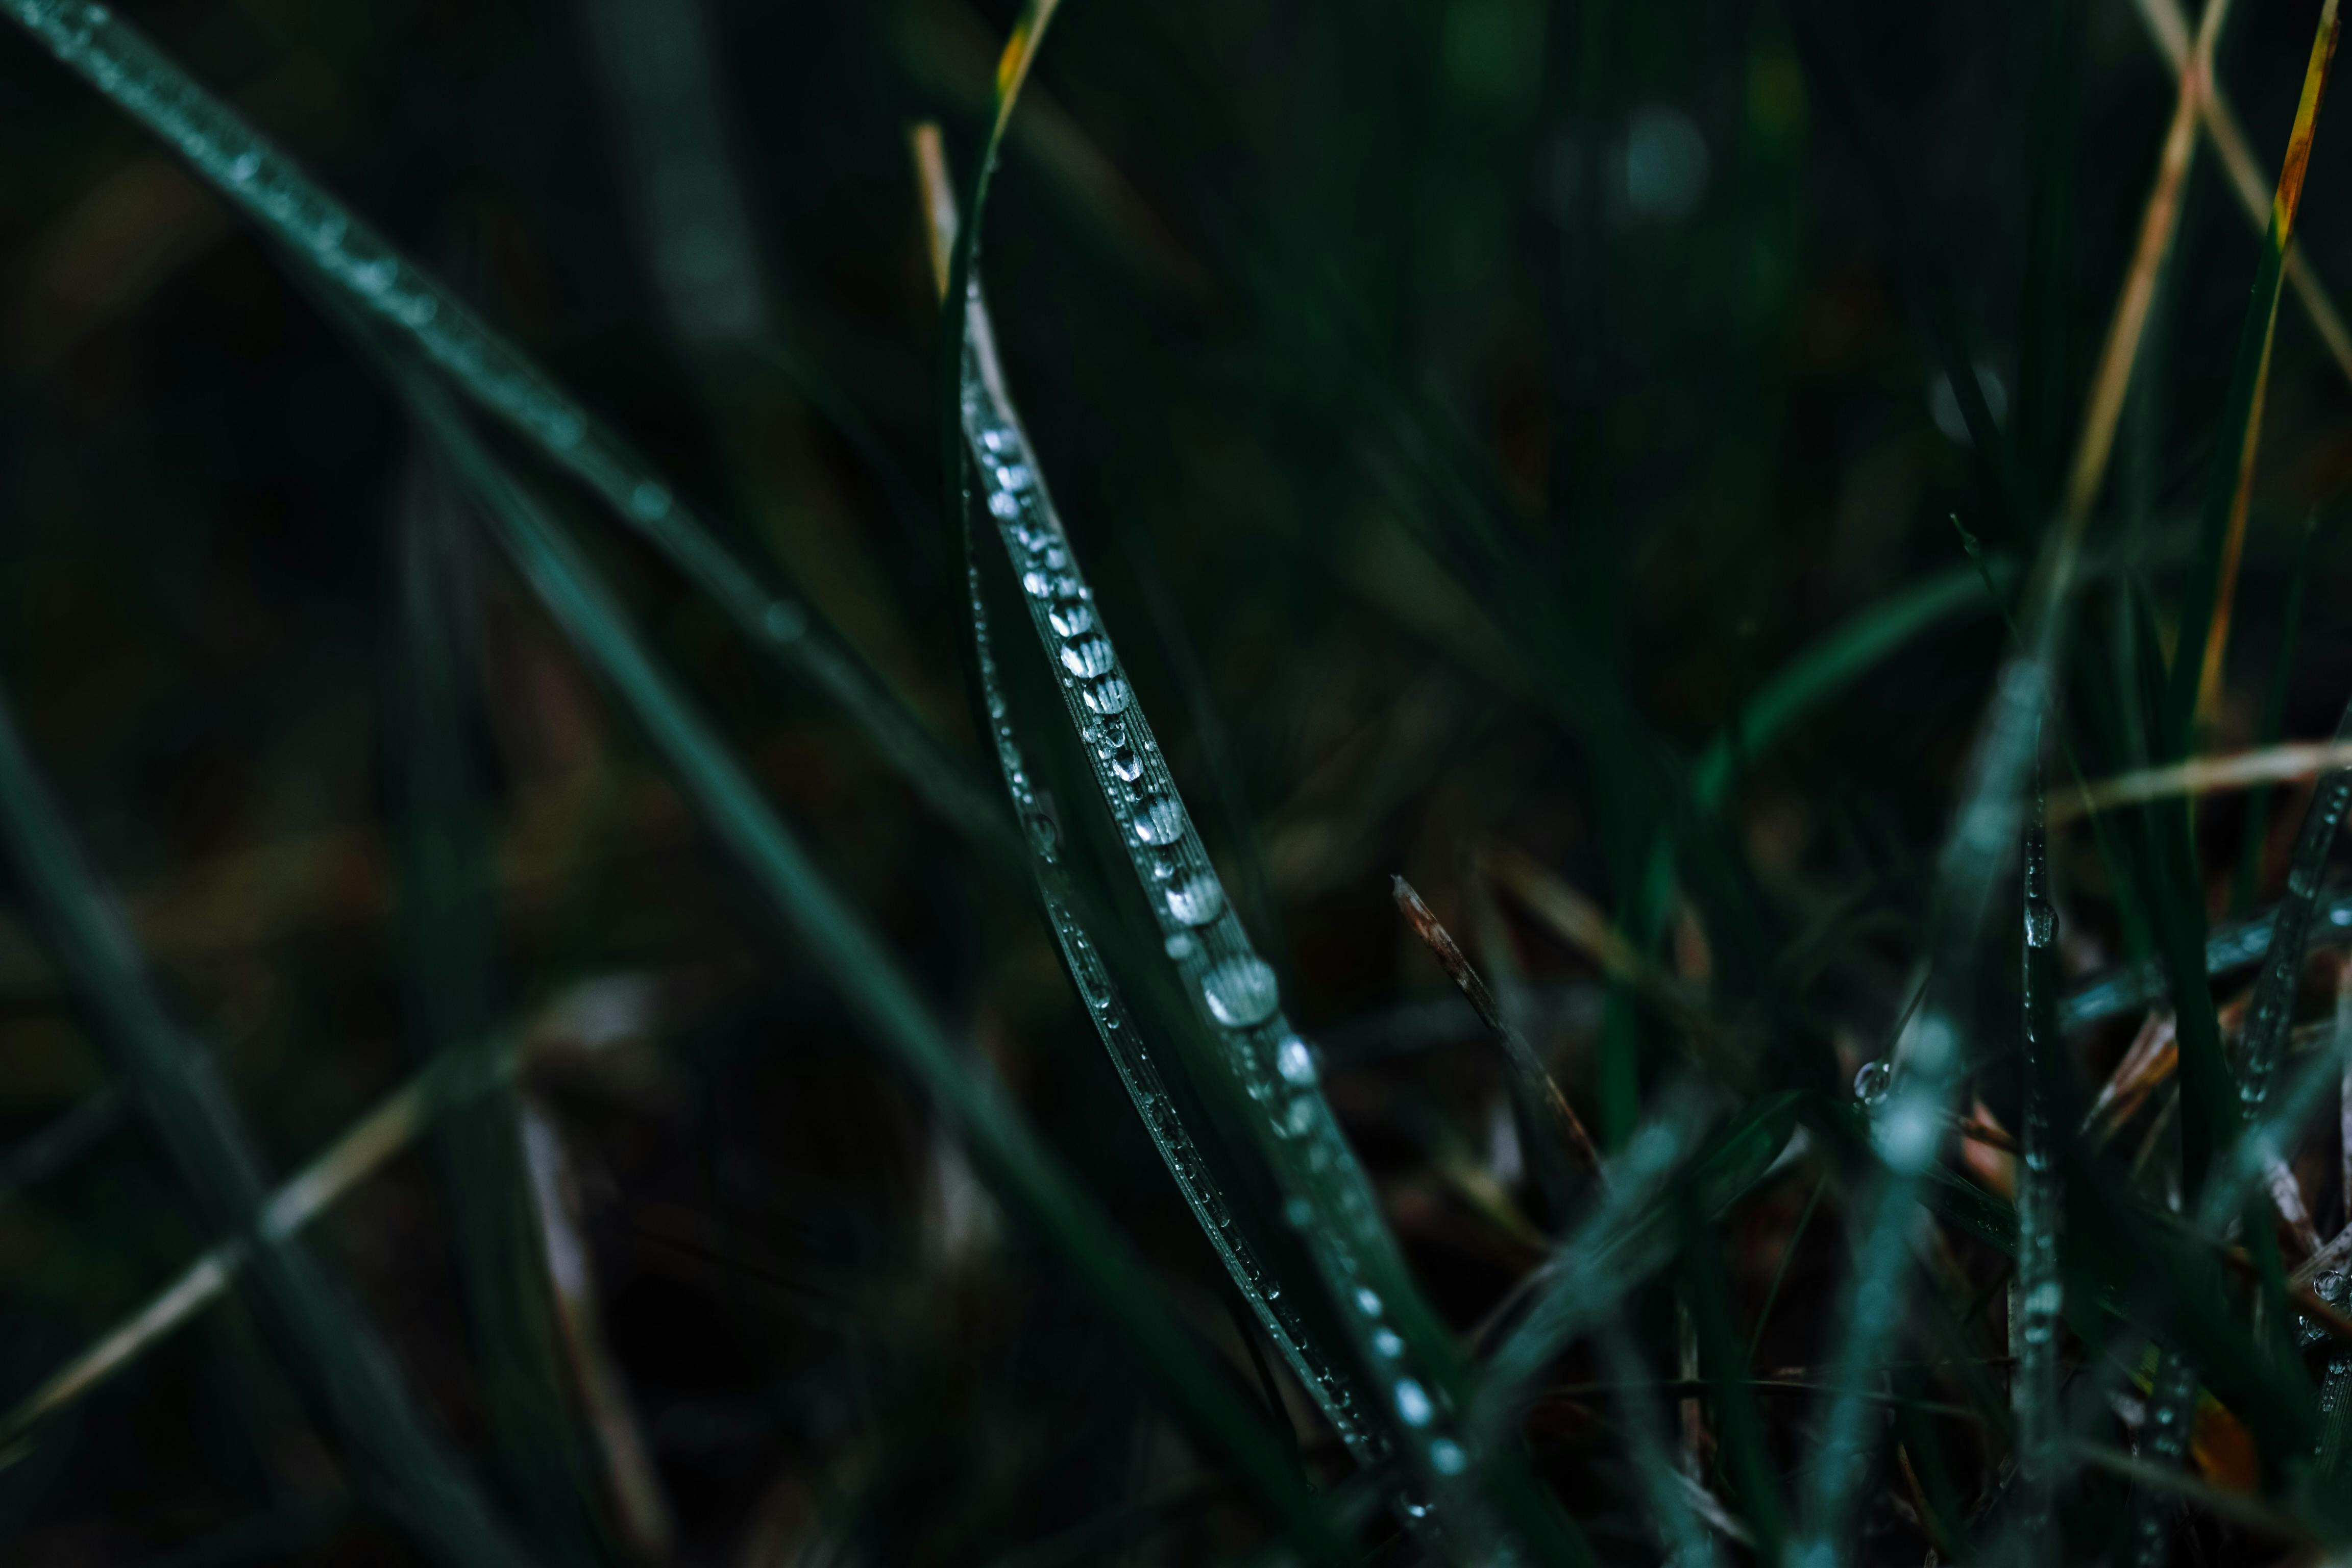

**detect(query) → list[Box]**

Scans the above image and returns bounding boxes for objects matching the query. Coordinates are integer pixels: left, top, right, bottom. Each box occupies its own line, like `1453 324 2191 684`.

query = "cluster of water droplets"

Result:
959 351 1484 1519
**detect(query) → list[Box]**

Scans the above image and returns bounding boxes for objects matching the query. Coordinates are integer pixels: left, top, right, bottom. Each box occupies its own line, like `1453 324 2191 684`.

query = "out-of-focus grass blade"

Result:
389 462 616 1564
0 0 1010 857
2129 0 2352 386
0 688 536 1568
929 11 1575 1551
2166 0 2341 737
1676 1190 1787 1559
1393 874 1601 1220
2061 888 2352 1030
1688 564 2007 813
0 1042 503 1444
1792 654 2046 1562
383 350 1339 1556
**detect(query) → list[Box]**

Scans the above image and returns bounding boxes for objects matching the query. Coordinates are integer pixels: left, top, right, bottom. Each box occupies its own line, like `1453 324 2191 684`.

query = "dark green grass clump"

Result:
0 0 2349 1563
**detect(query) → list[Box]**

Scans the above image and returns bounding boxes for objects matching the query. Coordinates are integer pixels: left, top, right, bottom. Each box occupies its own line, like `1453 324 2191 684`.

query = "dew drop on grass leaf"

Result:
1852 1059 1893 1107
1132 795 1186 845
1166 872 1225 926
1202 957 1280 1027
1059 635 1114 678
1080 674 1131 715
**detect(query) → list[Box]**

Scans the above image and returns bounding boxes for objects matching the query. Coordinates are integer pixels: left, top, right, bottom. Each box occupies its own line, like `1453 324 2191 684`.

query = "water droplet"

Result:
227 150 259 184
1166 872 1224 926
1147 853 1177 883
1047 599 1093 637
764 602 806 642
979 426 1019 456
1132 795 1187 846
1109 747 1144 782
1373 1326 1405 1358
994 463 1034 492
1276 1037 1315 1085
988 490 1021 520
1081 675 1132 715
2025 904 2056 948
1165 932 1199 961
1355 1286 1383 1317
1394 1379 1434 1426
1202 956 1279 1027
1852 1059 1893 1107
1285 1096 1315 1136
1285 1198 1314 1228
1403 1500 1431 1521
1023 568 1080 599
1430 1437 1468 1475
1060 636 1115 679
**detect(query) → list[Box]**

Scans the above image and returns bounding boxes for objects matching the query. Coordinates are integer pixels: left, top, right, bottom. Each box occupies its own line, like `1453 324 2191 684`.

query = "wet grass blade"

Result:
0 0 1010 858
2166 0 2341 739
912 116 1392 1489
0 689 536 1568
2014 761 2065 1555
382 349 1339 1556
929 12 1574 1550
2231 700 2352 1119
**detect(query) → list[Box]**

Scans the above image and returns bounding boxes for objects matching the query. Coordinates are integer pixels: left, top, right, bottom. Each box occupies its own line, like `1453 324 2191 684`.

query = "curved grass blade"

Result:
390 463 617 1564
0 691 537 1568
383 351 1339 1557
2167 0 2341 738
929 12 1574 1551
911 120 1391 1487
0 0 1009 859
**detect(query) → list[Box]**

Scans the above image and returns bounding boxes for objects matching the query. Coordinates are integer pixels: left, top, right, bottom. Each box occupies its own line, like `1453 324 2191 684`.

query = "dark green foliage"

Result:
0 0 2349 1562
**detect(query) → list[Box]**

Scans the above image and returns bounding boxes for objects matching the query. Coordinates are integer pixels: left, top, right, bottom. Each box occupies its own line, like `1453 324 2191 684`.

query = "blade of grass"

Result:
2231 515 2319 914
2168 0 2341 737
382 345 1340 1556
2061 888 2352 1030
2129 0 2352 387
389 460 616 1565
0 1042 497 1446
929 15 1576 1551
0 0 1010 860
911 122 1394 1482
1677 1189 1788 1560
2013 760 2065 1555
2231 700 2352 1130
2053 739 2352 823
1393 874 1602 1220
0 692 536 1568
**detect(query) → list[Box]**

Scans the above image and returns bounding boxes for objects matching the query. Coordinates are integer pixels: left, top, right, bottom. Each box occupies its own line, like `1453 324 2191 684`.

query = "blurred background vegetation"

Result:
0 0 2348 1562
